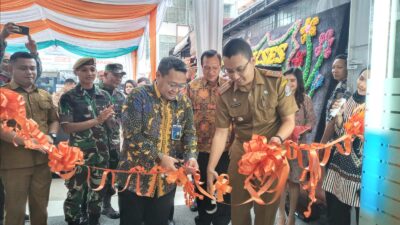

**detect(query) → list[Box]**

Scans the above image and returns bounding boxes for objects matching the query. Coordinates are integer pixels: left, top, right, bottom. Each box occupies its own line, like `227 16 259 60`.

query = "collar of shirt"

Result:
8 80 38 93
201 77 221 88
75 83 104 97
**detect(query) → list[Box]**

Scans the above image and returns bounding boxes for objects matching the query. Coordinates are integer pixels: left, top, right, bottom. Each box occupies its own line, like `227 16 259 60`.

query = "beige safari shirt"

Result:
0 81 58 169
215 68 298 142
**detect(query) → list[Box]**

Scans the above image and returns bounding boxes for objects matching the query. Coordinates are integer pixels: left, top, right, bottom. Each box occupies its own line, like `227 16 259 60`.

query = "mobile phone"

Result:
190 57 197 66
14 25 29 35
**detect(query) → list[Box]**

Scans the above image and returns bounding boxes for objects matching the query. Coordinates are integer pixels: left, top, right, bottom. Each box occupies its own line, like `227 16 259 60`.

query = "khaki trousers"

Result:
0 164 51 225
228 140 279 225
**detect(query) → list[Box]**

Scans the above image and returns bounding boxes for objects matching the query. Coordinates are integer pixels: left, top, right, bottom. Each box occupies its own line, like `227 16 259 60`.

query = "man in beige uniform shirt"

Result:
0 52 58 225
207 38 298 225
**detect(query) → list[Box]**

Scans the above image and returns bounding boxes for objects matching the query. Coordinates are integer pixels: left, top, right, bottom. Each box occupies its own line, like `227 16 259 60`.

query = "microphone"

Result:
327 90 352 121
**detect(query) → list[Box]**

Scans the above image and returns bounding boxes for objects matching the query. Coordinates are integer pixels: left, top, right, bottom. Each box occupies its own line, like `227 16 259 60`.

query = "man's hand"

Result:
160 154 179 171
185 158 199 174
96 105 115 124
0 22 19 39
269 136 282 145
46 135 54 145
30 138 48 154
25 35 38 55
207 168 218 194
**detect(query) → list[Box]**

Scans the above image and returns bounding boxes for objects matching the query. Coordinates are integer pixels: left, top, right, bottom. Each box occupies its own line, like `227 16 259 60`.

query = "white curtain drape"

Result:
0 5 149 33
193 0 223 76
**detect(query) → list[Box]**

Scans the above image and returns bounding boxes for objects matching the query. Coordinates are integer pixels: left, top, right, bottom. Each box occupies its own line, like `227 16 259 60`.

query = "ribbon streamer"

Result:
0 88 366 216
238 135 290 205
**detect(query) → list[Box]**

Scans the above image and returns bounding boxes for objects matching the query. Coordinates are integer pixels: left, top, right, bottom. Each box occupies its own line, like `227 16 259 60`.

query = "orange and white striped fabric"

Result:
0 0 166 79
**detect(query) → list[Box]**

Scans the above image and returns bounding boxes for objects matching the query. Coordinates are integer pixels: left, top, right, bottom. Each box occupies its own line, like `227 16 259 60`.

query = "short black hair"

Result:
223 38 253 60
137 77 150 84
64 78 76 84
334 54 347 64
200 50 221 66
10 52 35 64
157 56 187 77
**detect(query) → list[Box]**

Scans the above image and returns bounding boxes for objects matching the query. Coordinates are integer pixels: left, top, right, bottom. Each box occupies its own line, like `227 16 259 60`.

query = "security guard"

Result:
59 58 114 225
207 38 298 225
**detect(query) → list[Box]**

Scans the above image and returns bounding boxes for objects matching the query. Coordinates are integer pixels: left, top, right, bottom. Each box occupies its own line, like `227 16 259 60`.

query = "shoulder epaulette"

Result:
260 69 282 78
216 80 232 95
256 65 283 78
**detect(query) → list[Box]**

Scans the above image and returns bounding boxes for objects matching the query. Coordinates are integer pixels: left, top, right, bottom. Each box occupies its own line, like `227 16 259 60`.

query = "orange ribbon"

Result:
1 88 84 179
0 88 367 216
166 167 202 206
283 105 365 217
238 135 290 205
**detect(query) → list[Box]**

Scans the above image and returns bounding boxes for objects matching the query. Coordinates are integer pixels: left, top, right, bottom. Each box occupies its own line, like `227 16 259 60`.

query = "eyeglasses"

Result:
167 82 187 91
223 61 250 76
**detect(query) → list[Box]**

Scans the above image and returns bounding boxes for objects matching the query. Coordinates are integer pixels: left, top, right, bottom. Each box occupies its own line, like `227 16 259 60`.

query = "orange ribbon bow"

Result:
238 135 290 205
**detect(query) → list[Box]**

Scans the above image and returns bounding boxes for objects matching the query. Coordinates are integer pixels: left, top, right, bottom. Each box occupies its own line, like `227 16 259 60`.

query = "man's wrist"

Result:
272 135 284 143
48 133 57 142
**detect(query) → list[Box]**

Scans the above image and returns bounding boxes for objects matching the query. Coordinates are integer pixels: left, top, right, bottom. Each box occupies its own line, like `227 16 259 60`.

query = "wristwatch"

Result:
272 135 283 143
49 133 57 141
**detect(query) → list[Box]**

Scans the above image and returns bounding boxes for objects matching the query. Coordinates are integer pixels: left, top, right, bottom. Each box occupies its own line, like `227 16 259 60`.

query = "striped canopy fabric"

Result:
0 0 166 79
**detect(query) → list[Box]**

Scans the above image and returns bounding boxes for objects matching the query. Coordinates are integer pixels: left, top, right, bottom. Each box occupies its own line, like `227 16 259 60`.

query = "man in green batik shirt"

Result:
59 58 115 225
117 56 199 225
97 63 126 219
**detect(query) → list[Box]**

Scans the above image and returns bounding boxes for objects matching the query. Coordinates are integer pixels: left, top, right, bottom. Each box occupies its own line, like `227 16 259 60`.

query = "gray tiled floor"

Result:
24 179 327 225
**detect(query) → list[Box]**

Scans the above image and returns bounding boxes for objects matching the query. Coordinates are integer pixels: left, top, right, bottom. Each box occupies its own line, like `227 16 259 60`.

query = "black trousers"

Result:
196 151 231 225
326 191 359 225
119 189 175 225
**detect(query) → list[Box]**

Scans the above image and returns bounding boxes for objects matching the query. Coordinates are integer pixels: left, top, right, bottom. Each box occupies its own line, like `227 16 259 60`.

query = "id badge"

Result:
171 124 183 140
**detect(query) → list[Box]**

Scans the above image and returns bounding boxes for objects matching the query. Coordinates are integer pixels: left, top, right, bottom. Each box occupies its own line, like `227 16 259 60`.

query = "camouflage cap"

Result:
73 58 96 71
105 63 126 76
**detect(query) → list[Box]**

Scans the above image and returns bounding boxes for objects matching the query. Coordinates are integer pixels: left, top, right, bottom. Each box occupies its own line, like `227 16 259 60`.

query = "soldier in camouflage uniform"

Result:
97 63 126 219
59 58 115 225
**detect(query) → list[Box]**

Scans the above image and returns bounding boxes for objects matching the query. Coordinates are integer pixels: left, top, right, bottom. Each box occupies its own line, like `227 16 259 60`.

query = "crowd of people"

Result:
0 22 368 225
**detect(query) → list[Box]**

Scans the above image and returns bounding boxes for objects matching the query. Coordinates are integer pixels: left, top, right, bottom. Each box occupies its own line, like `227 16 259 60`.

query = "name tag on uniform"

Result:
230 102 241 108
171 124 183 140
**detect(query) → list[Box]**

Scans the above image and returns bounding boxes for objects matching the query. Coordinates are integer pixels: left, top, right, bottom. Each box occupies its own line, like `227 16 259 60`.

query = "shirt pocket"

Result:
229 106 251 125
257 94 278 122
37 98 52 121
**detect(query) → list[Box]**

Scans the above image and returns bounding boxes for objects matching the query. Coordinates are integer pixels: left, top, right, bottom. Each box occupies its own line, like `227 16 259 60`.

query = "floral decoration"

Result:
291 50 306 67
314 29 335 58
300 17 320 44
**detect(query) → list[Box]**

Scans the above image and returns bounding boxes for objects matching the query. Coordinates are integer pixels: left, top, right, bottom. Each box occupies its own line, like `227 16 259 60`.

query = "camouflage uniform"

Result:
59 84 112 223
97 82 125 195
